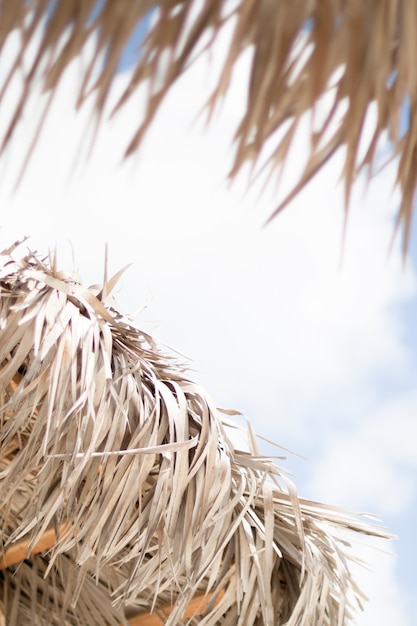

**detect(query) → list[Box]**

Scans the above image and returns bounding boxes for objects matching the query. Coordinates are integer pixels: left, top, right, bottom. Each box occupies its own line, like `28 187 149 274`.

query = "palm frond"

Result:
0 1 415 248
0 243 392 625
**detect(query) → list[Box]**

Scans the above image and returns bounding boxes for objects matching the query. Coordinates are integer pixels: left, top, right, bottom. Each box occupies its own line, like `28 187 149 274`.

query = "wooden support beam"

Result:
0 524 72 570
128 591 224 625
0 526 223 625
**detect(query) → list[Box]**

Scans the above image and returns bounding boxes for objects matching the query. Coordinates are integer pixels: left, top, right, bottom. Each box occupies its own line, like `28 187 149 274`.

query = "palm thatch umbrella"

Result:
0 1 416 249
0 242 391 625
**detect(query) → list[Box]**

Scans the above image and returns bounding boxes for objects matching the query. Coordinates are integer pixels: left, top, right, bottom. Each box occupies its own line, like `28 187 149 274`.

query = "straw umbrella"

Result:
0 244 391 625
0 1 415 249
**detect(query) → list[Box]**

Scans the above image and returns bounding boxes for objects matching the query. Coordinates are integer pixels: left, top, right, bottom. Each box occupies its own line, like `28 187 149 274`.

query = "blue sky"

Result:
117 14 151 72
1 13 416 626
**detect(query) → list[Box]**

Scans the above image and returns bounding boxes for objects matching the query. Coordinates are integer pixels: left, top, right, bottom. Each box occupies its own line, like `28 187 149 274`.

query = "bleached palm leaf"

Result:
0 243 391 625
0 1 415 248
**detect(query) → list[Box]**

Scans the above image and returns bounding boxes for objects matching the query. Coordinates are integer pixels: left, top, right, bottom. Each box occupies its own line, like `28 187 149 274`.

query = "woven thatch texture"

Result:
0 245 391 625
0 1 416 249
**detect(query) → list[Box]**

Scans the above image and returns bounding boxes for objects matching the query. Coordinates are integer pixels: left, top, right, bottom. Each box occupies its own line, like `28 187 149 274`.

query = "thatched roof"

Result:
0 1 415 249
0 243 391 625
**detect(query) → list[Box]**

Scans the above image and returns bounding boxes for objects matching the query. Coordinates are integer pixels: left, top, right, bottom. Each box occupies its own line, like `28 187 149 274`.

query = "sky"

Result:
0 15 416 626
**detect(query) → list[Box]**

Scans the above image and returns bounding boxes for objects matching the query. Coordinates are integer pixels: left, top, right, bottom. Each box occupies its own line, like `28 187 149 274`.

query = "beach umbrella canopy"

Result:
0 244 391 625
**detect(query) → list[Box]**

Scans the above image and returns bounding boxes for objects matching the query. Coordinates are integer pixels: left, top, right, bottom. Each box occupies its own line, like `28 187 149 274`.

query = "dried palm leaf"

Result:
0 242 392 625
0 1 415 248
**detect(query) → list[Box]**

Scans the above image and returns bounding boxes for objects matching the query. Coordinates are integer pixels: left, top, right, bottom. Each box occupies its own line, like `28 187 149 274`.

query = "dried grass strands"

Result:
1 1 416 248
2 553 131 626
0 244 392 625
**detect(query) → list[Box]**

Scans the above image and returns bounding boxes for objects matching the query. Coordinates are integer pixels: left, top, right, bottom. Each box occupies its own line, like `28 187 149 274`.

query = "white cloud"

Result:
311 436 416 516
349 540 409 626
310 390 417 517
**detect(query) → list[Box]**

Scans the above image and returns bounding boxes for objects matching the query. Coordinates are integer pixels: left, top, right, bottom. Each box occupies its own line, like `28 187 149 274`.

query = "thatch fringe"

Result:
0 243 392 625
0 1 415 248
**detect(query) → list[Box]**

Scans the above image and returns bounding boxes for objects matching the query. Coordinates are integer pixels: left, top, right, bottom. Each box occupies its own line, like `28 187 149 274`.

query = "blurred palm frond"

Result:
0 1 415 248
